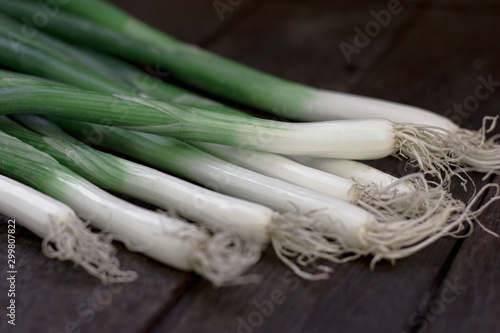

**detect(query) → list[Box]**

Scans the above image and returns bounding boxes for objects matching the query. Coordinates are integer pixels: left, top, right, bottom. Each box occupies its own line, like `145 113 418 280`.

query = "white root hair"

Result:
114 218 263 286
42 214 137 284
268 209 363 281
362 180 500 268
156 210 263 286
267 173 500 277
394 116 500 186
190 231 263 286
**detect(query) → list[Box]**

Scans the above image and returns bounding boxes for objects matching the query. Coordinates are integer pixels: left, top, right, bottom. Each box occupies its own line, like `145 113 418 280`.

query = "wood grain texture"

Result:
424 176 500 333
432 0 500 10
107 0 260 44
0 0 499 332
202 1 422 91
351 8 500 132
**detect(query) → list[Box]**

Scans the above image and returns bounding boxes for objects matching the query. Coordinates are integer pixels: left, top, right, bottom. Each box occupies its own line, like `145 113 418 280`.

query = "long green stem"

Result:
0 0 319 120
0 12 129 94
0 74 397 159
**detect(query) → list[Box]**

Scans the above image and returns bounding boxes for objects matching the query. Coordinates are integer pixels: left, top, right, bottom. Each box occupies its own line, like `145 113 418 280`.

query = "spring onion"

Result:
0 130 259 285
0 73 480 178
192 142 415 200
0 174 133 283
87 53 419 199
290 157 414 192
4 0 497 173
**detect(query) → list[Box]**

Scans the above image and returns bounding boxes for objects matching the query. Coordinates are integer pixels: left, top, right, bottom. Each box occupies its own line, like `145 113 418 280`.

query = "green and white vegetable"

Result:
290 157 414 193
0 130 259 285
97 56 419 199
192 142 416 200
0 74 422 160
0 73 484 180
0 174 132 283
4 0 497 173
53 45 419 201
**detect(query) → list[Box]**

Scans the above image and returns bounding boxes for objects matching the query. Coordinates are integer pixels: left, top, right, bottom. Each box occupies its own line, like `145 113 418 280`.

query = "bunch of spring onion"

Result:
0 14 495 277
0 0 497 280
0 130 260 285
0 174 134 283
2 0 497 177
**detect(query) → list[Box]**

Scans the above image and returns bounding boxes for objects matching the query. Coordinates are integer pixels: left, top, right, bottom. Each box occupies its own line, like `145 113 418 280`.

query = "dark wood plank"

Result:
423 176 500 333
151 242 463 333
352 8 500 134
338 5 500 333
108 0 260 44
433 0 500 10
202 1 420 91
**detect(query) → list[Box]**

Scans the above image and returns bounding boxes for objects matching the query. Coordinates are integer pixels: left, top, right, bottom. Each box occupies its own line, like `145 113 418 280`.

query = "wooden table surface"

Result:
1 1 499 332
